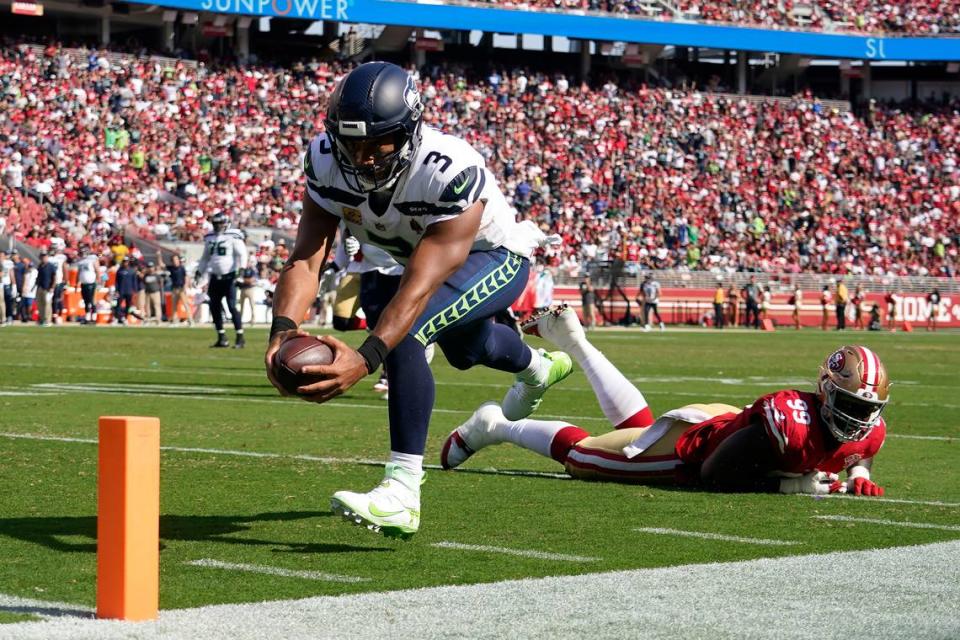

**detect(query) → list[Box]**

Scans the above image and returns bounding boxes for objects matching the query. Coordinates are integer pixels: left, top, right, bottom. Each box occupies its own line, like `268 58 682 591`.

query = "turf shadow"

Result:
0 511 385 554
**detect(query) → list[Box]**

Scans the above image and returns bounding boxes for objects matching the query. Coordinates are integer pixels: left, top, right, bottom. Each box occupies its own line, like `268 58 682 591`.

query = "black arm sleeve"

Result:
699 420 781 493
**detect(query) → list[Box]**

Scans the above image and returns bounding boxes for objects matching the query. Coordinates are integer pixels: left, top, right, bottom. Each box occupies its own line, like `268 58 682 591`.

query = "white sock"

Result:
567 339 651 428
389 451 424 480
501 418 572 459
516 346 548 385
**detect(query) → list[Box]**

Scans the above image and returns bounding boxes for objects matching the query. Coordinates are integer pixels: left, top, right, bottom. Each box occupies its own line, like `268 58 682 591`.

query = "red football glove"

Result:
848 476 885 496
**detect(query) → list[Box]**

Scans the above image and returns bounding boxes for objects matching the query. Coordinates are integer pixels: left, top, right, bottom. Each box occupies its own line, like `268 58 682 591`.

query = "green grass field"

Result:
0 325 957 634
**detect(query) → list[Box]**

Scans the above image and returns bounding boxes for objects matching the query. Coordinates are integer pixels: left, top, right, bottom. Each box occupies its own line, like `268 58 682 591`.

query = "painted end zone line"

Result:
431 541 598 563
810 493 960 508
812 515 960 532
184 559 368 583
634 527 799 546
0 432 570 480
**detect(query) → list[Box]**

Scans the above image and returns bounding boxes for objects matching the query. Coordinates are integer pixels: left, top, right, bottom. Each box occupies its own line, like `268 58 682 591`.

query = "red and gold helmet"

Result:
817 346 890 442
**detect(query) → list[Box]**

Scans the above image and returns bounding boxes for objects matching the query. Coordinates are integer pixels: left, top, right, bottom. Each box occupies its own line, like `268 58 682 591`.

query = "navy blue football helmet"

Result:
211 212 229 232
325 62 424 193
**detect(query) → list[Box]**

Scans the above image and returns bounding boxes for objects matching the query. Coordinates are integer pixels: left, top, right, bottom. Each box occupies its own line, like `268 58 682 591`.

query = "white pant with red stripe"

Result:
564 404 740 483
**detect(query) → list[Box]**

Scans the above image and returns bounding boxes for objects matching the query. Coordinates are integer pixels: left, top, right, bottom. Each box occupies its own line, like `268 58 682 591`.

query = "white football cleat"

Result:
330 463 422 540
440 402 506 470
501 348 573 421
521 304 586 351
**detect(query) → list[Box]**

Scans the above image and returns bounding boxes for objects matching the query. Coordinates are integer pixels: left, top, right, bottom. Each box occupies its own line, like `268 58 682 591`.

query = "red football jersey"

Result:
675 390 886 474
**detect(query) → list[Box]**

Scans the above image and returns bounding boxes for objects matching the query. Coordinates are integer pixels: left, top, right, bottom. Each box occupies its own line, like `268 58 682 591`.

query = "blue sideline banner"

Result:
134 0 960 61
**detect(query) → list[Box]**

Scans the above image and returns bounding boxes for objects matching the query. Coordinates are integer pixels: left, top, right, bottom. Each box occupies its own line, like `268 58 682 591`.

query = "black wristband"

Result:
357 335 389 374
270 316 298 340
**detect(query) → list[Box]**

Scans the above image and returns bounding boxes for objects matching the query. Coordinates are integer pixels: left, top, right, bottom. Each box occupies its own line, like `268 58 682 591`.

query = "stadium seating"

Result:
1 41 957 282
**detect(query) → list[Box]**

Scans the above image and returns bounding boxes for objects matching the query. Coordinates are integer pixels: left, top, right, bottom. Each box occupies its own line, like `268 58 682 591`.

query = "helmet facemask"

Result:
327 121 421 193
819 378 887 442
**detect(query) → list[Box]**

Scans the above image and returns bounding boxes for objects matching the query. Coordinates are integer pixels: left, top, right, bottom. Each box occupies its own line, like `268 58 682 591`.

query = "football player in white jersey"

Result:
76 245 101 324
265 62 567 539
198 212 248 348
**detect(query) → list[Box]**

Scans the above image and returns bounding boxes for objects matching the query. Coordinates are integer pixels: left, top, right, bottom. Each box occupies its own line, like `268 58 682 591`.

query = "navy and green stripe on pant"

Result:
359 247 532 455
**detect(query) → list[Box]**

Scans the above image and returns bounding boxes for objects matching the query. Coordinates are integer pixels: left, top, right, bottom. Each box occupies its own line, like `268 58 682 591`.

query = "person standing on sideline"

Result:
13 252 25 321
0 250 11 325
821 284 831 331
760 285 771 324
76 246 100 324
197 212 247 348
835 277 849 331
114 257 137 324
167 254 191 325
580 276 599 329
885 290 898 330
50 240 67 324
852 285 865 330
238 257 259 326
640 273 664 331
712 279 725 329
791 284 803 330
36 252 58 327
927 289 942 331
534 264 555 312
741 276 761 329
142 262 163 324
727 283 740 327
20 258 37 323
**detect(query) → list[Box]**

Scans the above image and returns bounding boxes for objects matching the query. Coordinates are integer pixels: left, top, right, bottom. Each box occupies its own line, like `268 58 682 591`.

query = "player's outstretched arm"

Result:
699 421 783 492
296 201 484 403
265 194 339 395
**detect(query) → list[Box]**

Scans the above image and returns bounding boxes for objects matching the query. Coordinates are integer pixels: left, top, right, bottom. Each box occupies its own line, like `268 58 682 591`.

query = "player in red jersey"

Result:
441 305 889 496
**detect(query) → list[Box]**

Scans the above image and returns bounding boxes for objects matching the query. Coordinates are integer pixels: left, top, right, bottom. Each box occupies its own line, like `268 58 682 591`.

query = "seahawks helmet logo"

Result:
827 350 845 372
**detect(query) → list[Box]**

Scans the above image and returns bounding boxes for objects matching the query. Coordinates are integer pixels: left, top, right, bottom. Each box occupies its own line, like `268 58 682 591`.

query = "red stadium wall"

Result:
547 287 960 329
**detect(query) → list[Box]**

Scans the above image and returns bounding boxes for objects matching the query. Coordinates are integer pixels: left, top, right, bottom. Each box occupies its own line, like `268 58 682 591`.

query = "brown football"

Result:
274 336 334 395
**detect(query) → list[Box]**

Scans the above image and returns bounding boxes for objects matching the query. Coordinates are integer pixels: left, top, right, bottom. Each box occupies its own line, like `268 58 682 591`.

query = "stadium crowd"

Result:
471 0 960 35
1 39 958 307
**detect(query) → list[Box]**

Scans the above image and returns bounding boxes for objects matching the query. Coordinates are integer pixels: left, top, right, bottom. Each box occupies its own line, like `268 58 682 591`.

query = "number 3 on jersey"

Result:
423 151 452 173
785 398 810 425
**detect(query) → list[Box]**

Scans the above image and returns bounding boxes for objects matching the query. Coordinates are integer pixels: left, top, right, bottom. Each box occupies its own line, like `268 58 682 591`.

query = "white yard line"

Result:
634 527 799 546
812 515 960 532
184 559 368 583
2 431 956 494
430 542 598 563
1 541 957 639
0 432 572 480
887 434 955 441
813 494 960 508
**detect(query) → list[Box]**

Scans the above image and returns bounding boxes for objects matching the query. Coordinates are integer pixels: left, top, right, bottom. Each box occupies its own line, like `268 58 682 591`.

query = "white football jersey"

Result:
77 255 100 285
304 126 541 265
199 229 247 277
51 252 67 285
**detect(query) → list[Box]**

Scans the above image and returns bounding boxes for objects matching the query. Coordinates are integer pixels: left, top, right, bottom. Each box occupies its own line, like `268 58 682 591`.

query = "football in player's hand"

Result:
274 336 334 395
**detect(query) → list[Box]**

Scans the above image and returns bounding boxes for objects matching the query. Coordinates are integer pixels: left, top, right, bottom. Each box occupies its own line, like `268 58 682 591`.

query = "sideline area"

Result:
1 540 957 639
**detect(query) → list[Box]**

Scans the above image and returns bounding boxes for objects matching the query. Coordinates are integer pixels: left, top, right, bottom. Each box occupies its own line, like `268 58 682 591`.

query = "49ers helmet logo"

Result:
827 350 845 372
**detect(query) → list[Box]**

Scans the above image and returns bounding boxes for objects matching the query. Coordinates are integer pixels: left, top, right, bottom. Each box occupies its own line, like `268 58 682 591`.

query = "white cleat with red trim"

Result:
440 402 505 470
522 304 586 351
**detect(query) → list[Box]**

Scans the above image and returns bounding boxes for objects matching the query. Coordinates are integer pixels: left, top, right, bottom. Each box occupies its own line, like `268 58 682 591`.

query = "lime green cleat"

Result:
501 349 573 420
330 463 422 540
